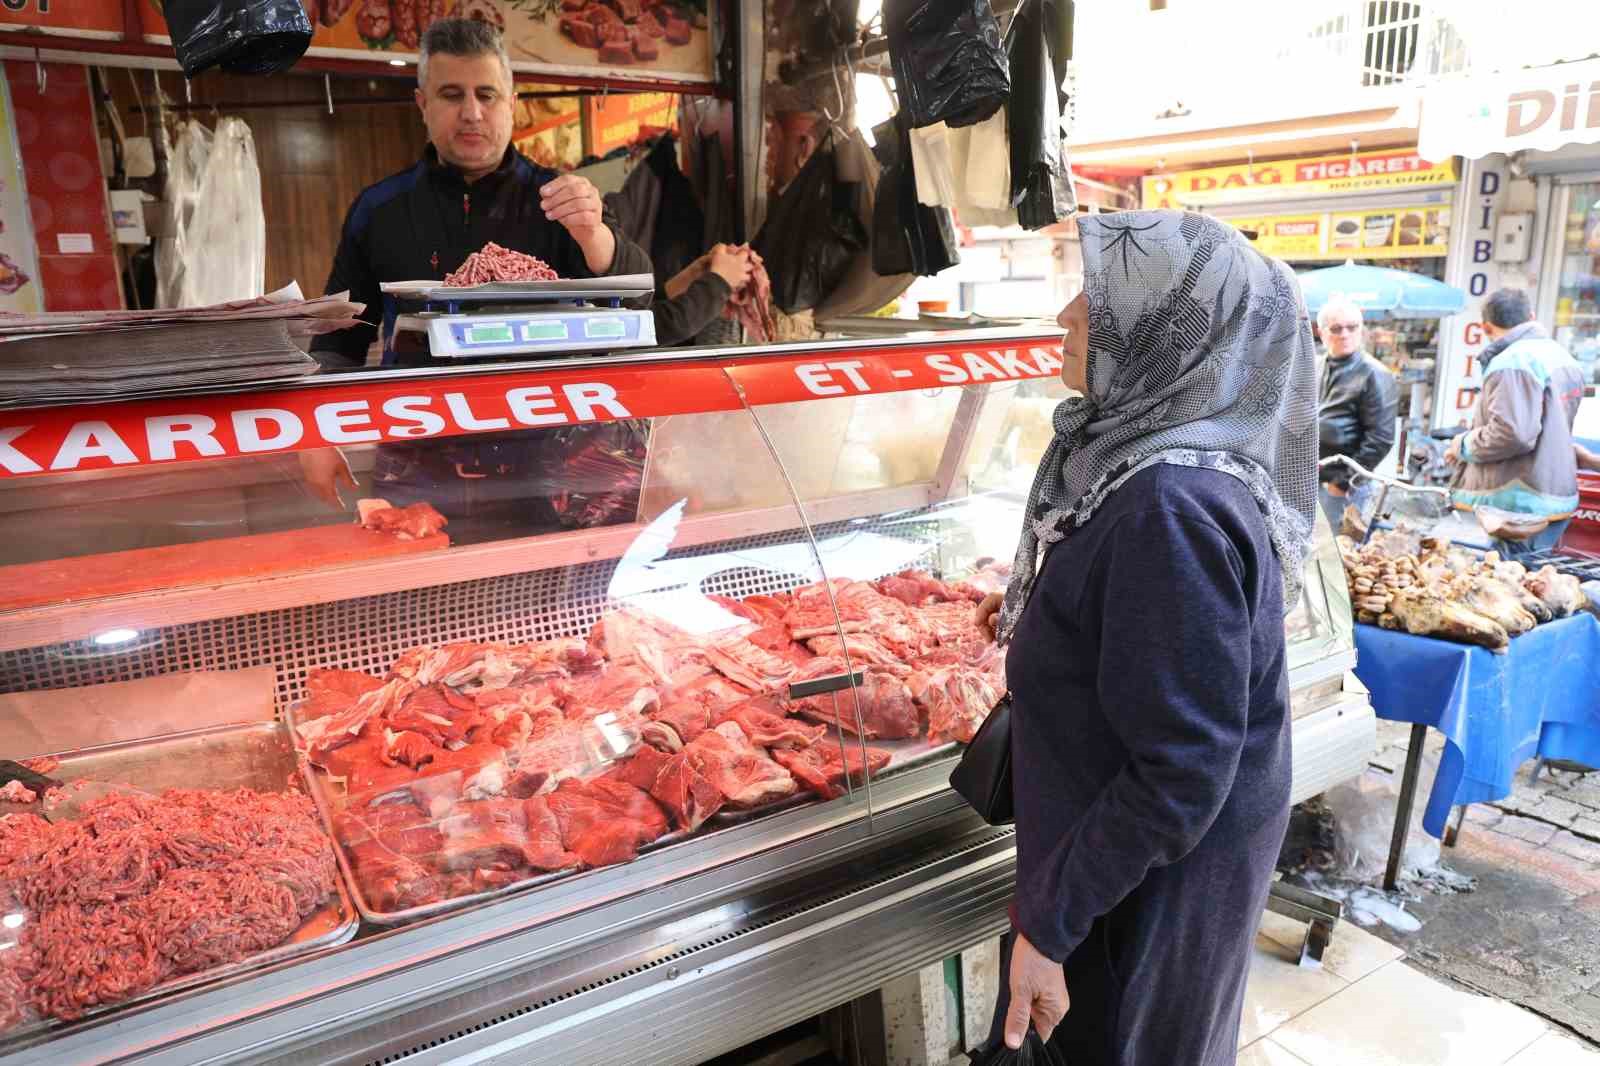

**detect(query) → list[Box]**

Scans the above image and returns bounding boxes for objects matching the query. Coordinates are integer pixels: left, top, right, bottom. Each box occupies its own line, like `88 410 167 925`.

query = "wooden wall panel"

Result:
111 71 428 296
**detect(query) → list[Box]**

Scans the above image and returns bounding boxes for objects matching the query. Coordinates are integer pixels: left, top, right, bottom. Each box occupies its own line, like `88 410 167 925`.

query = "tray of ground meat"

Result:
0 721 355 1041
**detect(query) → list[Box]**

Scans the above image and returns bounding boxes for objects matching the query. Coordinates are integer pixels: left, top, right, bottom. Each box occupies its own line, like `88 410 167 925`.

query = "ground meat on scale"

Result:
443 243 559 286
0 789 335 1028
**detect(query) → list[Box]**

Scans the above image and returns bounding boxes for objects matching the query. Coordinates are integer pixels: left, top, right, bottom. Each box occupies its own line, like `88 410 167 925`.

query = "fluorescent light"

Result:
91 628 140 646
389 59 407 67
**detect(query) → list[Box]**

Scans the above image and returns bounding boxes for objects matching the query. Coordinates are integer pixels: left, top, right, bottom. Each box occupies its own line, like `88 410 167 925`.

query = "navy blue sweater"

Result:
1005 463 1292 965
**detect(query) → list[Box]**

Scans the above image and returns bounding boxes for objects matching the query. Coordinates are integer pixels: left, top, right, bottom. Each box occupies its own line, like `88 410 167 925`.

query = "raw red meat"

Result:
792 667 920 740
602 744 675 791
913 664 1001 744
604 0 642 19
683 723 796 808
0 789 334 1023
443 243 559 286
649 698 713 748
307 667 383 702
358 500 448 540
545 778 670 868
876 570 960 606
522 795 581 871
632 33 659 60
637 9 664 35
702 636 801 693
772 743 892 800
649 750 724 831
664 14 691 44
804 632 909 672
713 698 825 750
435 799 535 872
720 250 776 342
953 561 1011 601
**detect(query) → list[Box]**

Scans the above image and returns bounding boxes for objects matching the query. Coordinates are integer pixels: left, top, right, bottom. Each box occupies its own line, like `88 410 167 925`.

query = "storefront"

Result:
1143 147 1462 444
1419 57 1600 436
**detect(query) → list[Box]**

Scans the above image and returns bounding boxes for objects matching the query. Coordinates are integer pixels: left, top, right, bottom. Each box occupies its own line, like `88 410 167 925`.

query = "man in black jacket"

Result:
1317 295 1397 530
302 18 652 539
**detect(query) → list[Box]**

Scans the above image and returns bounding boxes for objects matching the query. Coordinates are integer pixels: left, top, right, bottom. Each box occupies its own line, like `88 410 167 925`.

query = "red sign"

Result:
0 0 123 37
0 338 1064 479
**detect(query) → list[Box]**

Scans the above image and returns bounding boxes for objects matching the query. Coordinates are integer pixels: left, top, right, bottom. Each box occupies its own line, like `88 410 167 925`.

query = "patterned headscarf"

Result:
996 210 1318 644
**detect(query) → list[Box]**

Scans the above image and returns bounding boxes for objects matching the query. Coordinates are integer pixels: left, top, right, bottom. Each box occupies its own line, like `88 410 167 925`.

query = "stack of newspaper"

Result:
0 284 364 408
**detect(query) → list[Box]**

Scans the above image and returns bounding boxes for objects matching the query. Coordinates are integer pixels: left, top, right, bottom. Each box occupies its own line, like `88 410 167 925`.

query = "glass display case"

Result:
0 328 1372 1064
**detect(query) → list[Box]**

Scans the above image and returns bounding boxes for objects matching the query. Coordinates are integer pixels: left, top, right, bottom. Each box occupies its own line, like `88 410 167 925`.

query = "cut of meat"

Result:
664 14 690 43
435 799 533 871
804 632 908 672
772 743 892 801
562 16 600 46
306 667 384 702
876 570 955 606
521 795 581 871
601 744 674 791
701 637 801 693
544 777 670 868
915 665 1001 744
683 722 796 808
648 750 724 831
632 33 659 60
674 672 753 714
713 697 825 750
793 669 920 740
599 37 635 63
381 728 441 769
650 698 713 746
359 500 448 540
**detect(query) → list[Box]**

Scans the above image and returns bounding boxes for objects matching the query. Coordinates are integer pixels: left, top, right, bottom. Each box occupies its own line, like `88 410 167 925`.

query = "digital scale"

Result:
381 274 657 359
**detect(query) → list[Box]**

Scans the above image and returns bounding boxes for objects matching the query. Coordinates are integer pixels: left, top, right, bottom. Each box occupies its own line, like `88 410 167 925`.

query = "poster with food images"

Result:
1328 206 1449 259
512 83 583 170
139 0 713 82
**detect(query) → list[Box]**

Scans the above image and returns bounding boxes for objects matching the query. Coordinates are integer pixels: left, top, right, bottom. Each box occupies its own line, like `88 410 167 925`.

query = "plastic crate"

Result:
1561 473 1600 557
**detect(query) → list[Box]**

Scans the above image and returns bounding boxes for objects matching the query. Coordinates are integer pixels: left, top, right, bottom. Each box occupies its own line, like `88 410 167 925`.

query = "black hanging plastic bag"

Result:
1005 0 1076 229
165 0 313 78
897 116 960 275
885 0 1011 129
967 1031 1070 1066
754 134 866 313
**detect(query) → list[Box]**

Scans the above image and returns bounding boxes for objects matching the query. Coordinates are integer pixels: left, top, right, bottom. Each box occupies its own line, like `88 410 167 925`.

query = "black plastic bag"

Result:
967 1031 1069 1066
885 0 1011 129
754 134 866 313
165 0 312 77
1005 0 1076 229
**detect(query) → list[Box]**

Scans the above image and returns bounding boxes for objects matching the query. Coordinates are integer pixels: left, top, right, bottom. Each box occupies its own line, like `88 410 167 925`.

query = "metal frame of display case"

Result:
0 328 1375 1065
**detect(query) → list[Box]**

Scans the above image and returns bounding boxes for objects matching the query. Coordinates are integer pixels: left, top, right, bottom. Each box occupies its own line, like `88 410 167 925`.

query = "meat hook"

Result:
33 49 44 96
325 74 334 116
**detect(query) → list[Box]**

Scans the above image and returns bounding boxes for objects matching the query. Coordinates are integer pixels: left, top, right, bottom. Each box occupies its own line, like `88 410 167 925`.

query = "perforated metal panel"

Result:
0 515 943 715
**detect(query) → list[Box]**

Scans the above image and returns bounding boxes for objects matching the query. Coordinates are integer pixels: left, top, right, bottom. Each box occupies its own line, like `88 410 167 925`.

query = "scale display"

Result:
426 309 656 358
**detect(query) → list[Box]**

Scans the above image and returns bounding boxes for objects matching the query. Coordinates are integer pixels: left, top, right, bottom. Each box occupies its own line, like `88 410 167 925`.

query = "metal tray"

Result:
0 721 358 1042
285 700 695 927
297 756 690 927
380 275 656 302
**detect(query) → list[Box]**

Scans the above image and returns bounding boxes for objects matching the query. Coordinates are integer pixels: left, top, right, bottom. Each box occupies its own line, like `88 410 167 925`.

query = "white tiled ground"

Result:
1243 911 1600 1066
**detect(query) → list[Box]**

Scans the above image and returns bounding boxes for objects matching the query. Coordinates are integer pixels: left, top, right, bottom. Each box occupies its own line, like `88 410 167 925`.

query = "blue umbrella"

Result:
1295 260 1467 319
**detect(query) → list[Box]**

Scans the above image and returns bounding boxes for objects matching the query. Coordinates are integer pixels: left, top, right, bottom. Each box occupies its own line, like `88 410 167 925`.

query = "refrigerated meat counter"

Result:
0 327 1374 1065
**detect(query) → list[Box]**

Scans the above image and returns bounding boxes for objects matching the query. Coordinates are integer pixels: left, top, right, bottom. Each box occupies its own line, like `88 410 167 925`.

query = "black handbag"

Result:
949 692 1013 825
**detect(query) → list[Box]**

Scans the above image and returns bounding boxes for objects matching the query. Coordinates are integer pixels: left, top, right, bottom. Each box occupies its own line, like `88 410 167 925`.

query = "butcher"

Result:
301 17 652 541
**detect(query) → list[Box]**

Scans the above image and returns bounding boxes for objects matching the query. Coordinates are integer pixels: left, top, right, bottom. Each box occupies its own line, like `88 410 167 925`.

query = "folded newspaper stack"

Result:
0 284 364 408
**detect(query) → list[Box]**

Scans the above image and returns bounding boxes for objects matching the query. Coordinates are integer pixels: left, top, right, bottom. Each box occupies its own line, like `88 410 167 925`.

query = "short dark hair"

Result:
1483 288 1534 329
418 18 510 90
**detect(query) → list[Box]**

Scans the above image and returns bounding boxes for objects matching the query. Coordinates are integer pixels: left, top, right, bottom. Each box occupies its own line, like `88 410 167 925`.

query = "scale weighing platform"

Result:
382 274 657 359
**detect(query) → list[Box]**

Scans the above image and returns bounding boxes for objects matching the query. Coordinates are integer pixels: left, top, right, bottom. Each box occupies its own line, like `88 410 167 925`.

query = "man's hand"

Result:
298 447 356 510
976 591 1004 643
1578 443 1600 473
1444 435 1465 465
540 175 616 274
708 244 752 291
1004 932 1069 1049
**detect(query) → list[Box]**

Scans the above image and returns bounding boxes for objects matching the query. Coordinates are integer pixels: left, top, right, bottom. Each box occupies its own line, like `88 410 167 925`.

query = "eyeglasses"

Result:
1325 324 1363 334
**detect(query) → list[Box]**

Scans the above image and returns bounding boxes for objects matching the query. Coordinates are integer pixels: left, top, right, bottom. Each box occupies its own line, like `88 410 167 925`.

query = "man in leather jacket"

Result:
1317 295 1397 530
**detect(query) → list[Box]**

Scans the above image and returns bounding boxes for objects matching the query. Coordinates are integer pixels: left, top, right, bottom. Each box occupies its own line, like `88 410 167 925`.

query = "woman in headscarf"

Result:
975 211 1318 1063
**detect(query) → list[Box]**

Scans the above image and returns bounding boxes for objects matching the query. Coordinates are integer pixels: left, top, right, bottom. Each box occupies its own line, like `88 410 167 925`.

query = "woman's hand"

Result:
708 244 752 291
976 591 1005 642
298 447 356 510
664 255 708 301
1004 932 1069 1048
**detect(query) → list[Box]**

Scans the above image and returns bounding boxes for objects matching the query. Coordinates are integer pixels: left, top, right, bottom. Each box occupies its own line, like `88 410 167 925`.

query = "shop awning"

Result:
1418 57 1600 163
